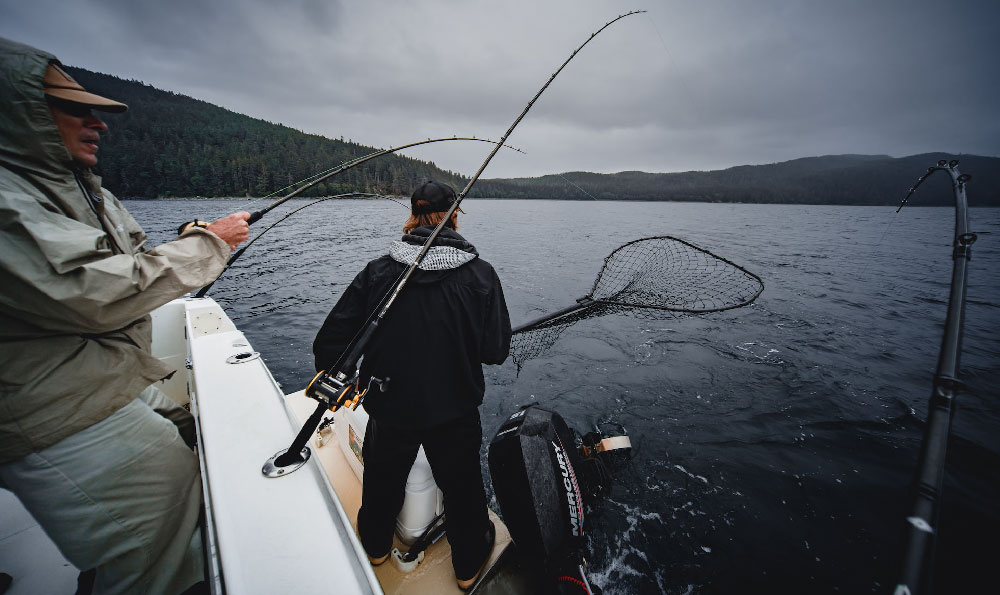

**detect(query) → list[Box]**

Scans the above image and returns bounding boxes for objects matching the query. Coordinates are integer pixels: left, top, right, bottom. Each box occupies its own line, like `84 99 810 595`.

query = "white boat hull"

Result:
2 297 524 594
153 297 381 594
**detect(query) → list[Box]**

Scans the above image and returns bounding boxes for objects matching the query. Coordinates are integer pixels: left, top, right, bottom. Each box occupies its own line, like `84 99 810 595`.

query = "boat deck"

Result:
0 489 78 594
285 391 515 594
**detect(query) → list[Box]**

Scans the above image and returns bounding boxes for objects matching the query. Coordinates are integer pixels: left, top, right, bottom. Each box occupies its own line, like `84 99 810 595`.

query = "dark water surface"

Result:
129 198 1000 594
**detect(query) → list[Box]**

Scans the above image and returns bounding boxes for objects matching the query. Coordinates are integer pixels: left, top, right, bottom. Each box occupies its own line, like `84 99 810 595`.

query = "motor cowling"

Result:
488 404 631 594
488 405 586 564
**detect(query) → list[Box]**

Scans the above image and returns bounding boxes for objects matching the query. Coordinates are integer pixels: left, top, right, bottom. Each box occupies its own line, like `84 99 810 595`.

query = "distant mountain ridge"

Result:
469 154 1000 206
67 66 999 206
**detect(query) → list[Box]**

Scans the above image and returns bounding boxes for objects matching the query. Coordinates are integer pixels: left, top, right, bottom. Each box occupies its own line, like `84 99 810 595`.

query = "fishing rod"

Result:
263 10 647 476
243 136 521 225
194 136 522 297
194 192 397 298
894 159 977 595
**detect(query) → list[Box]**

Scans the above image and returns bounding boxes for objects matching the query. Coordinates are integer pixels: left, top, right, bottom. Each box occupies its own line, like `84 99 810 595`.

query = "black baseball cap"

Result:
410 180 464 214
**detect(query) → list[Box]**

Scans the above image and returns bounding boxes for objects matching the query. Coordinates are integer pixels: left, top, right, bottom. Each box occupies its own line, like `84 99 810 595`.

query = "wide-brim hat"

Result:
43 63 128 113
411 180 464 214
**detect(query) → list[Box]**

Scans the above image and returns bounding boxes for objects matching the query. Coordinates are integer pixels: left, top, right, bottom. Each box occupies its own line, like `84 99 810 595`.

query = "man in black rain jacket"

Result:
313 180 511 590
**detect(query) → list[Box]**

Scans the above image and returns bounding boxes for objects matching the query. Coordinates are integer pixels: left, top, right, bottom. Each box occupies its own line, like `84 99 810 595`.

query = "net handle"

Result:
513 297 595 333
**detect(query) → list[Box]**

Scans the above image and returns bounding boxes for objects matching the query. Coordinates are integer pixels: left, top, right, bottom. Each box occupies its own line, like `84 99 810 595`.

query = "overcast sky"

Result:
2 0 997 178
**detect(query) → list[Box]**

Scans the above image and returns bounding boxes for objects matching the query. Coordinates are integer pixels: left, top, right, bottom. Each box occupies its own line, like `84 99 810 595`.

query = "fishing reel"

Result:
303 371 360 449
262 370 368 478
305 370 390 413
308 371 392 446
305 370 362 412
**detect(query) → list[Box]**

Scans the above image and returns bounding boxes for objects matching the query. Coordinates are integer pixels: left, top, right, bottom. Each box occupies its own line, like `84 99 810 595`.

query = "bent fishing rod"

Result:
263 10 647 475
194 193 394 298
193 136 522 297
894 160 977 595
245 136 521 225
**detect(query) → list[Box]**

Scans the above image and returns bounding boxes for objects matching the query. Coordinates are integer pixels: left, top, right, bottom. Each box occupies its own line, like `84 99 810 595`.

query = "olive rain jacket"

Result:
0 38 231 462
313 226 511 429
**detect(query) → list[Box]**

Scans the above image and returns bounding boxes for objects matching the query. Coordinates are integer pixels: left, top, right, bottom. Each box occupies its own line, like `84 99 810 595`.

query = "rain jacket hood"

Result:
0 37 230 461
0 37 99 195
388 226 479 271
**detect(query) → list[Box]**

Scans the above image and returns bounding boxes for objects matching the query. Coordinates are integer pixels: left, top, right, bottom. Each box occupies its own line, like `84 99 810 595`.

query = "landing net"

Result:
510 236 764 368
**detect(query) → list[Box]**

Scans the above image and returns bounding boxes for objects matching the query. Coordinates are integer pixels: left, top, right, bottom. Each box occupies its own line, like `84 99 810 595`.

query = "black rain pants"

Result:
357 409 492 580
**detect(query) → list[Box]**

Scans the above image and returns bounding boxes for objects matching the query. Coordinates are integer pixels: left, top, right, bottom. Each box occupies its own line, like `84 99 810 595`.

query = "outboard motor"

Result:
488 405 631 594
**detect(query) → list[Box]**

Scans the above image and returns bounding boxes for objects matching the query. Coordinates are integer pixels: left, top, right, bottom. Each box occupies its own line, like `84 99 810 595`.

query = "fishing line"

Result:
544 14 687 203
544 14 679 203
643 12 699 127
556 173 599 200
856 206 904 281
644 13 684 87
859 162 952 282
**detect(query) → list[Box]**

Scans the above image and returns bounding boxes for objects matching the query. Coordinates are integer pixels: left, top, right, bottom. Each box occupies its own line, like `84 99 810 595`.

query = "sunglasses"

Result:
46 96 95 118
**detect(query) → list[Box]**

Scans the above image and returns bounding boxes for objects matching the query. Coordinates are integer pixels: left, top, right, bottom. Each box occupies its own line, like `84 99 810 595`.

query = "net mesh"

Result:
510 301 628 365
510 236 763 369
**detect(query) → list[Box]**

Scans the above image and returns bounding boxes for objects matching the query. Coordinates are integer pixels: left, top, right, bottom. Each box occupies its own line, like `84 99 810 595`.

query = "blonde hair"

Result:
403 202 459 234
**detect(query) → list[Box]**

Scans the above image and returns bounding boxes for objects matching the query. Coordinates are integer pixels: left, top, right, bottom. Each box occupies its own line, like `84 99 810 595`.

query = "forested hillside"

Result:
470 154 1000 206
67 66 998 205
66 67 467 198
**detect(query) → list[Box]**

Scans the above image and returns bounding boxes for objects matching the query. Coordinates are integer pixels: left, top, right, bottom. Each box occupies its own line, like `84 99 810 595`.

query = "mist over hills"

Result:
68 67 999 206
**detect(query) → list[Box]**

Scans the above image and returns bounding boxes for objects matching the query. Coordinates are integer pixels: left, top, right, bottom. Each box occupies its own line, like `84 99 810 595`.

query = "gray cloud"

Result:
2 0 997 177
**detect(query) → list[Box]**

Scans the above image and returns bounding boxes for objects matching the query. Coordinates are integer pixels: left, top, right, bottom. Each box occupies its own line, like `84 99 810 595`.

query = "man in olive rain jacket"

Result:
0 37 250 594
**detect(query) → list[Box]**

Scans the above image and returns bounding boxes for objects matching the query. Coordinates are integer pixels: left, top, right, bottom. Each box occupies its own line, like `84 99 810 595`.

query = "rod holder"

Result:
261 446 312 478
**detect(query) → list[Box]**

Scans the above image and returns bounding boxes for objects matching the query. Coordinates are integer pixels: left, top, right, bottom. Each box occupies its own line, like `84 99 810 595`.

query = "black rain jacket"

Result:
313 226 511 428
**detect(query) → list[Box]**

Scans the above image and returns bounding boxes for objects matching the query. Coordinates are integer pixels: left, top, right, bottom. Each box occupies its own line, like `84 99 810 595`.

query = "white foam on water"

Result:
586 499 669 594
674 464 710 485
